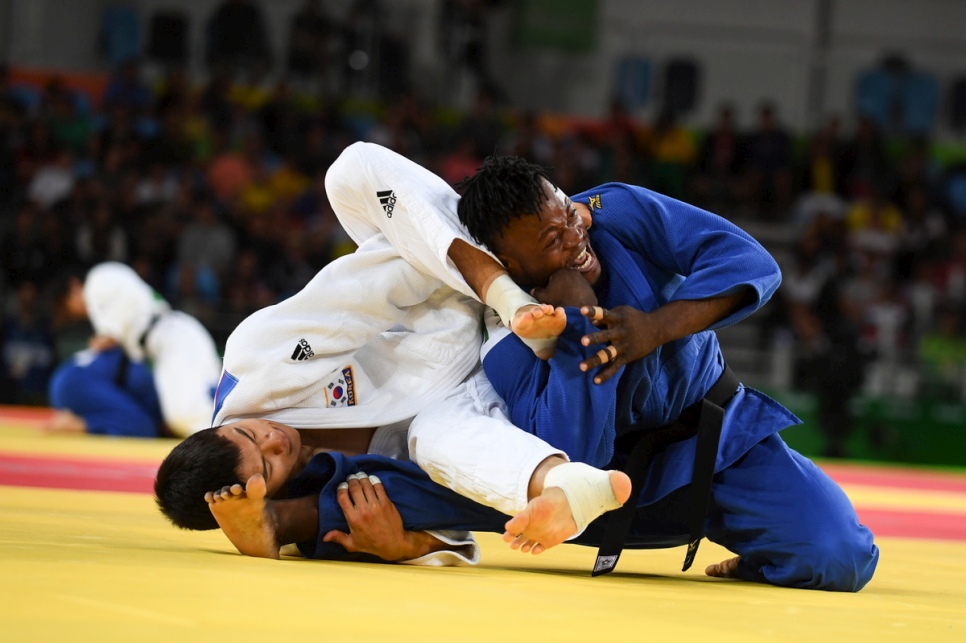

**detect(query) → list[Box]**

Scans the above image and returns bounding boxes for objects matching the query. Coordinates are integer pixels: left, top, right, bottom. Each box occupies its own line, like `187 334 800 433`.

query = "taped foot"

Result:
503 463 631 554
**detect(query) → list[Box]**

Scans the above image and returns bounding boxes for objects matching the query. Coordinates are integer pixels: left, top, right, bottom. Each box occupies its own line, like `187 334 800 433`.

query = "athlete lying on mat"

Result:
159 143 631 558
153 229 629 566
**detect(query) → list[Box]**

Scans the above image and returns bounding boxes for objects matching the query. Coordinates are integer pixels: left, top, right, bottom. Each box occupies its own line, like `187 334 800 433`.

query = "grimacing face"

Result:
491 179 601 289
216 419 303 497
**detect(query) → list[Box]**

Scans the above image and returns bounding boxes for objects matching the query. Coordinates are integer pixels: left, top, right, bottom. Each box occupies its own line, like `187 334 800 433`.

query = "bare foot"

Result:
705 556 741 579
42 410 88 434
510 304 566 340
503 470 631 555
206 474 281 559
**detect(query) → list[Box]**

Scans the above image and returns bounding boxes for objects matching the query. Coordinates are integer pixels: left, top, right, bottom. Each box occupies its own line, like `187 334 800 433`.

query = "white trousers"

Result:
147 311 222 437
408 368 565 515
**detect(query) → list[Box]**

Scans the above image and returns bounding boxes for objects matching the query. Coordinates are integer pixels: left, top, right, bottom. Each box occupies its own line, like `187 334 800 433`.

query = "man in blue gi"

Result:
440 154 879 591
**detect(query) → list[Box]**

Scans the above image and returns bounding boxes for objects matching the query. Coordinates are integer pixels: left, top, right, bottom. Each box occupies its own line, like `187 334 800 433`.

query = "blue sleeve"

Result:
482 308 620 467
48 353 162 438
583 184 782 329
292 453 509 560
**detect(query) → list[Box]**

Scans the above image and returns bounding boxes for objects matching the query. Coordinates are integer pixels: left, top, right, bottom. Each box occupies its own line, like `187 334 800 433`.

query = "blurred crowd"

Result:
1 5 965 421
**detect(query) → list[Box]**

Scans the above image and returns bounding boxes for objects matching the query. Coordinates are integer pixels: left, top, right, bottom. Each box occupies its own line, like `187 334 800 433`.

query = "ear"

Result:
495 251 522 280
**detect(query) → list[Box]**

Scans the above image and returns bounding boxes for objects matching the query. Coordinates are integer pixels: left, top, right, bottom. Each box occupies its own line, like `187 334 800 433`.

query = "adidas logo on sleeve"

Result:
377 189 396 217
291 338 315 361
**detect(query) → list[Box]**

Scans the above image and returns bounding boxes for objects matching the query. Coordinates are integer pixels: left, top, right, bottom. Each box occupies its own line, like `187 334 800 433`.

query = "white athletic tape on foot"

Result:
485 274 538 329
543 462 622 535
520 336 558 355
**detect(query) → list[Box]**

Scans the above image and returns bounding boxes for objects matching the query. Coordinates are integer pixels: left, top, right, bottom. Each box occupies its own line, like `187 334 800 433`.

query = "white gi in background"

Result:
83 262 222 437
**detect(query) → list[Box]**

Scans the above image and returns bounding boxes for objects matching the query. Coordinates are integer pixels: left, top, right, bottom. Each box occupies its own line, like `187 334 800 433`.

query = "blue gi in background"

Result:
478 183 878 591
48 346 164 437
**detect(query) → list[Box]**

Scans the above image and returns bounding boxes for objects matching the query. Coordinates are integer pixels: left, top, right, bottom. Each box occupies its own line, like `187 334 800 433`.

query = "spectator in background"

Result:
742 102 793 218
648 109 696 201
27 147 74 209
199 70 234 134
1 204 49 286
919 305 966 402
206 129 254 203
102 59 152 115
692 103 744 212
499 109 554 167
837 116 893 200
799 118 843 197
136 163 180 206
75 199 129 266
45 90 91 156
455 88 505 160
895 183 946 280
845 183 904 260
0 280 56 405
438 133 482 186
176 195 237 285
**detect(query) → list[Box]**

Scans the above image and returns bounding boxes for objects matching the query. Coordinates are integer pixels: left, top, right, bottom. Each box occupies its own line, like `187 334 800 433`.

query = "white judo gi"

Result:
83 262 222 437
214 142 565 519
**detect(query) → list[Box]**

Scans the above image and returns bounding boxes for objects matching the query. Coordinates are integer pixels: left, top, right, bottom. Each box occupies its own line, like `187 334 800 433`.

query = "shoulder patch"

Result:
587 194 602 211
323 366 357 408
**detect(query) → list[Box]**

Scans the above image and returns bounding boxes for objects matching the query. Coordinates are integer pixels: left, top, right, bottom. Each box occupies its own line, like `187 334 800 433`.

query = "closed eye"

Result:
234 426 270 482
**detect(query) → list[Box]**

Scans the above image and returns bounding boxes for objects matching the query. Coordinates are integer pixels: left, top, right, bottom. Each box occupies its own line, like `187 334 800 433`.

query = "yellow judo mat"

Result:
1 411 964 642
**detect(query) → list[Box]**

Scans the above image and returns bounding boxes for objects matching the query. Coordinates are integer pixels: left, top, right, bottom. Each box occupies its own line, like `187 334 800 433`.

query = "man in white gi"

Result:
53 262 222 437
195 143 629 560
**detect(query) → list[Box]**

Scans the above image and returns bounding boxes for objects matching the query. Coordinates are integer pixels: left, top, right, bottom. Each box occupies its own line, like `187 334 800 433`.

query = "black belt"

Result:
592 364 740 576
138 314 163 351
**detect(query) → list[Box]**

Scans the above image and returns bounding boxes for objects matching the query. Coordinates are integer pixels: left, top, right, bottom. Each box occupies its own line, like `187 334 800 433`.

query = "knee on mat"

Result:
775 526 879 592
48 362 89 409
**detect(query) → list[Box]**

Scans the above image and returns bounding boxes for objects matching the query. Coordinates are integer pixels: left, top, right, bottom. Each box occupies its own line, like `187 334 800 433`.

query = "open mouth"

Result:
572 246 597 272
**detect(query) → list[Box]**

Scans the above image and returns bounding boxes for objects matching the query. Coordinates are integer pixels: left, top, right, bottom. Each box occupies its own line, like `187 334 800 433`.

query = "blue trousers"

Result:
295 434 878 592
48 347 164 437
573 433 879 591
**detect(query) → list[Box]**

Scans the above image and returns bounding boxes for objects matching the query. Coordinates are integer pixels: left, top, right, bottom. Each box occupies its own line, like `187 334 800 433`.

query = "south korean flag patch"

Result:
323 365 357 408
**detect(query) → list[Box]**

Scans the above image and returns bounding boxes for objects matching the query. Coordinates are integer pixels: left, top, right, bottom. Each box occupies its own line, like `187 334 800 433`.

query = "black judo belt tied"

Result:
138 313 163 351
592 364 739 577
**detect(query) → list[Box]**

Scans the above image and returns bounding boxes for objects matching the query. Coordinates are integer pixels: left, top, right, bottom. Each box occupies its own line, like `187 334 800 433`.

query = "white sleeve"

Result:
83 262 169 362
325 142 499 301
216 236 442 421
399 530 480 567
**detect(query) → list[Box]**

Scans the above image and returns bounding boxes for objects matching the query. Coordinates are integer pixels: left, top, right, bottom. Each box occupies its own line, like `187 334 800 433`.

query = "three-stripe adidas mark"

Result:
377 189 397 217
291 338 314 361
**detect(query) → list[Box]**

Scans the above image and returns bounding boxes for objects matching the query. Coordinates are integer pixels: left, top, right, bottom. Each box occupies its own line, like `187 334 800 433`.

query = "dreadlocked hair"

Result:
455 155 555 249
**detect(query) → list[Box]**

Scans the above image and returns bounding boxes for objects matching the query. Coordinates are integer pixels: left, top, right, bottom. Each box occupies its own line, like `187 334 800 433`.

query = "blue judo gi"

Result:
292 184 878 591
49 346 164 437
482 183 879 591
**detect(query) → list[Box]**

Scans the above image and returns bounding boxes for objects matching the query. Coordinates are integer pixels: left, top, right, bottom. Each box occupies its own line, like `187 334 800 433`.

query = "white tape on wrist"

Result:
484 274 538 329
543 462 622 535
